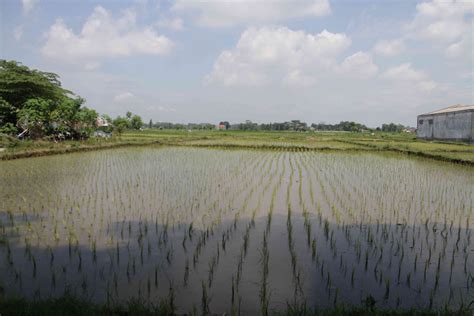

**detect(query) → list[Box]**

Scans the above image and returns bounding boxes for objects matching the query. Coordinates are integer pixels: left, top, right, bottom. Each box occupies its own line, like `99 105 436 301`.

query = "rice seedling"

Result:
0 147 472 313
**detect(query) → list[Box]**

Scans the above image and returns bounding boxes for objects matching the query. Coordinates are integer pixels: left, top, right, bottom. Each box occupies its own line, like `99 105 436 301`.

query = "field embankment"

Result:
1 130 473 164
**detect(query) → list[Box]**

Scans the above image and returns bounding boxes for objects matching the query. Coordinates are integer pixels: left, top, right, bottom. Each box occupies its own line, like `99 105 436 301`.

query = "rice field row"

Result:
0 147 473 314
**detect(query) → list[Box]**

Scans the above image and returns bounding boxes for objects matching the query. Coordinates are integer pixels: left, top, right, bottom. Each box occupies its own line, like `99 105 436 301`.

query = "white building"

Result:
96 116 109 127
417 105 474 143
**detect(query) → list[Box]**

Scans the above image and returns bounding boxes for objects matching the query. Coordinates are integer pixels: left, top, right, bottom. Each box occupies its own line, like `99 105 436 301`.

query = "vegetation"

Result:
1 60 468 166
0 60 98 139
1 129 473 164
112 111 143 134
0 60 145 140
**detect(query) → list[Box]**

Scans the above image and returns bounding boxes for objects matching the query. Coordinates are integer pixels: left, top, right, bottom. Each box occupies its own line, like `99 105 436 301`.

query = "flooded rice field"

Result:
0 147 473 313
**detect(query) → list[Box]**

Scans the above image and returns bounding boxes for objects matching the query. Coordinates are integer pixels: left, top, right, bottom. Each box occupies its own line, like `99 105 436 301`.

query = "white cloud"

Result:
415 0 471 19
283 70 317 87
445 34 471 58
114 92 135 102
206 26 380 87
339 52 378 79
157 106 177 112
374 39 405 56
84 61 101 71
156 17 184 31
408 0 472 57
382 63 437 92
172 0 331 27
382 63 424 81
22 0 38 14
41 6 173 67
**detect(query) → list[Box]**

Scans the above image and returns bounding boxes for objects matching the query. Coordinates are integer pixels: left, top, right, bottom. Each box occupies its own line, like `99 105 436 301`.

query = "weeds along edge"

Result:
334 139 473 166
0 141 163 161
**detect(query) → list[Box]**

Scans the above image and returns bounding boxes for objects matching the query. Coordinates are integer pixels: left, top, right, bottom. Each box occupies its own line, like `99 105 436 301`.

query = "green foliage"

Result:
130 114 143 130
0 132 19 148
15 97 97 139
0 97 16 127
17 98 53 138
381 123 406 133
0 60 71 124
112 116 129 134
311 121 368 132
0 123 18 135
112 112 143 133
0 60 100 140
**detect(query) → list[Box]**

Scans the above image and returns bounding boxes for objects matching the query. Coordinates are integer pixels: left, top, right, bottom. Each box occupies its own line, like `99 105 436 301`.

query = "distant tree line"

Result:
147 119 413 133
0 60 144 140
379 123 407 133
151 122 215 130
223 120 370 132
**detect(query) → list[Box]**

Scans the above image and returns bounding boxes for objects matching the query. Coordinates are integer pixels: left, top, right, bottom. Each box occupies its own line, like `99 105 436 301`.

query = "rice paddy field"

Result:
2 130 474 164
1 146 473 314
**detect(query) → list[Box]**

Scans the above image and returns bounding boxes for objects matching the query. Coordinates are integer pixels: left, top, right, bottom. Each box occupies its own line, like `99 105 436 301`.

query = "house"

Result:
96 116 109 127
218 121 229 130
93 130 111 138
417 104 473 143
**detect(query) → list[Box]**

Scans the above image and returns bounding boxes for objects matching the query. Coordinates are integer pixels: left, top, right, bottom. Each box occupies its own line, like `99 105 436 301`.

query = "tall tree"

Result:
0 60 71 125
130 114 143 130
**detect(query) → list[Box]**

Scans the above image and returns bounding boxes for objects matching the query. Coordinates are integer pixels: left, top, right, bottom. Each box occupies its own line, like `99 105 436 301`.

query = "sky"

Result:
1 0 472 127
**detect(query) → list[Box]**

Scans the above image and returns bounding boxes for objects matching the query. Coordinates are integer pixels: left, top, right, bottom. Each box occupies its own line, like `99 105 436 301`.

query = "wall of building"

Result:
417 110 473 142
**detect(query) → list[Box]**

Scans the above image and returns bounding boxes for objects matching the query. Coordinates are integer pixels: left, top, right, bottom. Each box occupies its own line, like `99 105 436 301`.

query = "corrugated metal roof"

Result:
421 104 474 115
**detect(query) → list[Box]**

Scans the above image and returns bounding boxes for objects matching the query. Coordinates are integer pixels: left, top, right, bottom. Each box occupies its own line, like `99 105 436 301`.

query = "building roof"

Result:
420 104 474 116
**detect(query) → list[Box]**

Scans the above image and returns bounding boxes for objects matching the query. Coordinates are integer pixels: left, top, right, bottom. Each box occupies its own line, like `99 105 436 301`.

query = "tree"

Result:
0 122 17 135
149 119 153 129
49 97 83 137
222 121 230 130
0 60 71 125
381 123 405 133
113 116 129 134
17 98 54 139
102 114 112 123
0 97 16 129
0 60 103 140
74 107 98 139
130 115 143 130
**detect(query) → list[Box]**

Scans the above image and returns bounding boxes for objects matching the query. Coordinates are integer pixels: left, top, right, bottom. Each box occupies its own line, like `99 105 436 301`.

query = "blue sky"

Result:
1 0 472 126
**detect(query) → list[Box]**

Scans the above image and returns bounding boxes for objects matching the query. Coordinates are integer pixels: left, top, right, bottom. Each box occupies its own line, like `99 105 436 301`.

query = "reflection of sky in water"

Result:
0 148 473 313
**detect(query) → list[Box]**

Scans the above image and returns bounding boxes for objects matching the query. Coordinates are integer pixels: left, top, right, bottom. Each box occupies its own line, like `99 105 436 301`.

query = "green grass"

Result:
1 129 472 164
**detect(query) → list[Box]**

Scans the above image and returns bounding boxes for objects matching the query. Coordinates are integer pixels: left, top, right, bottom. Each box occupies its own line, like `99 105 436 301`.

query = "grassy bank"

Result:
1 130 473 164
0 295 472 316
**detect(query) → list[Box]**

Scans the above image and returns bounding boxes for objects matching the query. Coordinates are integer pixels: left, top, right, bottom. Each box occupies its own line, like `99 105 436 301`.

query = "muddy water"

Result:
0 147 473 313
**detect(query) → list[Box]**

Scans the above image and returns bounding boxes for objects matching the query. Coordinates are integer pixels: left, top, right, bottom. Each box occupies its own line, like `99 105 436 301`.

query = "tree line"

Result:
214 120 411 132
149 120 412 132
